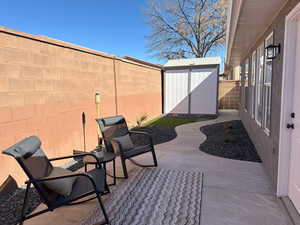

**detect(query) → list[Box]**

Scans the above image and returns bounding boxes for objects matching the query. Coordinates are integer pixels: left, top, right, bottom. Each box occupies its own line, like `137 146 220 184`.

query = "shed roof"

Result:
164 57 221 68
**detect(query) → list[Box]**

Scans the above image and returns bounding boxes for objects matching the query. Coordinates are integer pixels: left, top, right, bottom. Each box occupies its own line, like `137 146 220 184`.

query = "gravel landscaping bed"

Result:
0 188 41 225
200 120 262 163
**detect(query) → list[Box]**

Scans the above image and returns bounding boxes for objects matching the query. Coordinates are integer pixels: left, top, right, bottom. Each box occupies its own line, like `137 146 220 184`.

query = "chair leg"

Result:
103 163 110 193
152 149 158 167
121 158 128 179
96 193 110 225
113 159 116 185
19 182 30 225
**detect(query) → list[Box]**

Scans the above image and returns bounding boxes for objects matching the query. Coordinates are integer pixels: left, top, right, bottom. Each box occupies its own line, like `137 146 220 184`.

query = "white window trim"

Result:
254 43 265 127
251 51 256 119
244 58 249 112
262 32 274 134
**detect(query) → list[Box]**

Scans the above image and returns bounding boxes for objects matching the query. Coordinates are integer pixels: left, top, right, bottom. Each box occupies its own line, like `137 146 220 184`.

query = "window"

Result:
244 59 249 111
251 51 256 118
255 44 265 125
246 33 273 133
263 33 273 132
241 64 245 108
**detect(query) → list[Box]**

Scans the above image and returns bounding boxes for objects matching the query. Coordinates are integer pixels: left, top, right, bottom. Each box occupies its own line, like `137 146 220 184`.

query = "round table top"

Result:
83 150 116 164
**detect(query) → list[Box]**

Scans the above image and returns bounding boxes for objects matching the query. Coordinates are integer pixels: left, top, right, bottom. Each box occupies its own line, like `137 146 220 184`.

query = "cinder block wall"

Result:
115 60 162 125
218 80 240 109
0 27 162 185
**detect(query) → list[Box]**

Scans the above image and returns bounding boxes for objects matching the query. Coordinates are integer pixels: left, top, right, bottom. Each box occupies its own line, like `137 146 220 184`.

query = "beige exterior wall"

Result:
0 27 162 185
218 80 240 109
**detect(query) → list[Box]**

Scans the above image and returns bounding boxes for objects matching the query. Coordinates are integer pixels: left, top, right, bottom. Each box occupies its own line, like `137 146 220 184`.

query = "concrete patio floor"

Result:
26 110 292 225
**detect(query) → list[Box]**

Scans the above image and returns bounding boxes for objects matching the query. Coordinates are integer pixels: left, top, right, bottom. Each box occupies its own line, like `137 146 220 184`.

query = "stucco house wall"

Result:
239 0 300 189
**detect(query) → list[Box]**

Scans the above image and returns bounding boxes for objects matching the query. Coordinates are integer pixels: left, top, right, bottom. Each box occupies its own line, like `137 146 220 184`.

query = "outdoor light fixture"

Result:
265 44 281 59
95 92 101 104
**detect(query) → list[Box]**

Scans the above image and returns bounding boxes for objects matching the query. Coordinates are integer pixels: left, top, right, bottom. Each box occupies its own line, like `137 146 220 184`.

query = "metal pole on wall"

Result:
95 93 101 117
95 93 102 146
82 112 86 152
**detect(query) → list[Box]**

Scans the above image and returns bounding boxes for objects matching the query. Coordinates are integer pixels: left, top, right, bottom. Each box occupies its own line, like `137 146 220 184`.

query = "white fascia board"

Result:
225 0 244 65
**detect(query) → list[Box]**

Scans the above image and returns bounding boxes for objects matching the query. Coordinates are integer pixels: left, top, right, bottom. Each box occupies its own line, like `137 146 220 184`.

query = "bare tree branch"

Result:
145 0 227 59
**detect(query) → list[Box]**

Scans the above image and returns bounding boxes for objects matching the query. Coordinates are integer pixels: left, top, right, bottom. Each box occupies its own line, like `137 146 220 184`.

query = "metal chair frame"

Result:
3 148 110 225
96 116 158 179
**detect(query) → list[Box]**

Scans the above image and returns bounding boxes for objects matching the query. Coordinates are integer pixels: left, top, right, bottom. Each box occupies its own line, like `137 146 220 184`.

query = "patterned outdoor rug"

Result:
80 168 203 225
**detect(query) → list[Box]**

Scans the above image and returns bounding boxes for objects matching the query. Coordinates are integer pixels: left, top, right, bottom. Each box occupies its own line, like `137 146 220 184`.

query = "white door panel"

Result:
289 19 300 213
164 70 189 113
190 68 218 114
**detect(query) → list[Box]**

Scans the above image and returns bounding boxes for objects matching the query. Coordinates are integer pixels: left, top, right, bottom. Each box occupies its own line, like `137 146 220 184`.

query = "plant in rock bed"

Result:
136 114 148 127
200 120 261 162
223 121 236 143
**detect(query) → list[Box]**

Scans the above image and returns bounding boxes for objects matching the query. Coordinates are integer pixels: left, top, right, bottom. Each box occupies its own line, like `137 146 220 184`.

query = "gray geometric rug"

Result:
80 168 203 225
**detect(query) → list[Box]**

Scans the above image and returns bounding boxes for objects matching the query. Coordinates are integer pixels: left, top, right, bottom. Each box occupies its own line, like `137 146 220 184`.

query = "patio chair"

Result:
2 136 110 225
96 115 158 179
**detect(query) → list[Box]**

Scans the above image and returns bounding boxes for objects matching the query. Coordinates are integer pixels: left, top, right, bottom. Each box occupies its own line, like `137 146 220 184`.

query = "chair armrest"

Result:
49 153 102 166
35 172 99 191
129 130 151 135
129 131 154 146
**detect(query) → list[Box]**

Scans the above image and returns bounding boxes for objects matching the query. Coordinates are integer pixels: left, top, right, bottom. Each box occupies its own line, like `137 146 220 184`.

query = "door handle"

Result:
291 113 295 118
287 123 295 129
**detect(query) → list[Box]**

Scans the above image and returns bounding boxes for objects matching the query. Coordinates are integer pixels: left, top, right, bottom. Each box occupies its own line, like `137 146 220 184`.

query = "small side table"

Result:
83 149 117 186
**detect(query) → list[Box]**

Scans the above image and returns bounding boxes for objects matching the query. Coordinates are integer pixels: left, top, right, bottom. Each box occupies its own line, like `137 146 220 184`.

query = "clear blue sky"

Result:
1 0 224 67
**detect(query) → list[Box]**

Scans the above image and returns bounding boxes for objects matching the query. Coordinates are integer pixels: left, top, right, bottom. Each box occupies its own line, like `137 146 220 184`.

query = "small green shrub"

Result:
223 122 236 143
224 133 236 143
136 114 148 127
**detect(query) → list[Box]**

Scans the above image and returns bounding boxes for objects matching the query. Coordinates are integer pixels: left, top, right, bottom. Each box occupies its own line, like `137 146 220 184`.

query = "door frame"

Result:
278 2 300 196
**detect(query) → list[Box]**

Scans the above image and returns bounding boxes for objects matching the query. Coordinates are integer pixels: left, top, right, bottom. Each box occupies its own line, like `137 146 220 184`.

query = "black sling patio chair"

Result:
2 136 110 225
96 115 158 179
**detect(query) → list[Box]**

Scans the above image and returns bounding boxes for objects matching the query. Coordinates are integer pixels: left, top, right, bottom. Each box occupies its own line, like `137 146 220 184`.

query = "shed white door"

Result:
190 68 218 114
288 18 300 213
164 69 189 113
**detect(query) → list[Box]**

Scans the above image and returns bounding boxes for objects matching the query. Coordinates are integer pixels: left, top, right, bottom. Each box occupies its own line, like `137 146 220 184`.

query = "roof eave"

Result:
225 0 244 66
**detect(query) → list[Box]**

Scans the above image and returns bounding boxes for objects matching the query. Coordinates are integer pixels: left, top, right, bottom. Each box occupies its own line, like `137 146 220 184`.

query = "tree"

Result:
145 0 227 59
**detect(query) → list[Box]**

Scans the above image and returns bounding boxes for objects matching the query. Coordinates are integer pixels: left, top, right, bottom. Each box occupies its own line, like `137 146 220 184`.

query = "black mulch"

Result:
200 120 262 163
130 126 177 146
0 188 41 225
